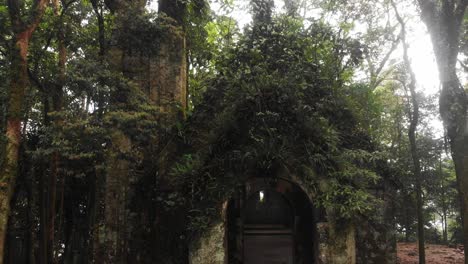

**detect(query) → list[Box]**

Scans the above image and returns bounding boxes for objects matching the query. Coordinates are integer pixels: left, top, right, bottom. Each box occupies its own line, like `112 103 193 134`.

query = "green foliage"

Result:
0 0 10 45
22 0 166 184
188 11 240 108
251 0 274 24
104 87 161 145
449 217 464 244
3 0 460 260
370 55 462 243
114 10 167 56
171 14 383 234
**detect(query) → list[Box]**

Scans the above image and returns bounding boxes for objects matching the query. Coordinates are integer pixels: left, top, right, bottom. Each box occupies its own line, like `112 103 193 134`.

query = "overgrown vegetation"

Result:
173 15 383 233
0 0 466 263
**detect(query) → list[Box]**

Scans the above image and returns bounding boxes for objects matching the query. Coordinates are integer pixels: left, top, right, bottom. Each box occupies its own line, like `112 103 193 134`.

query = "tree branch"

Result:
7 0 24 30
27 68 46 93
459 59 468 71
417 0 438 28
26 0 49 32
0 47 7 58
373 66 398 89
454 0 468 26
375 33 401 80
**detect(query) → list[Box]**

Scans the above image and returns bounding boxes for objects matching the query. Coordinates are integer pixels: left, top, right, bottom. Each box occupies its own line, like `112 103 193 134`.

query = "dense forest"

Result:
0 0 467 263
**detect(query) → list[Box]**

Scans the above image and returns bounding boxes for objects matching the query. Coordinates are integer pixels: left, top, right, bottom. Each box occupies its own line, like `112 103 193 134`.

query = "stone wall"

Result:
356 189 397 264
189 201 357 264
96 5 188 262
188 174 397 264
317 222 356 264
189 222 226 264
189 219 357 264
355 220 397 264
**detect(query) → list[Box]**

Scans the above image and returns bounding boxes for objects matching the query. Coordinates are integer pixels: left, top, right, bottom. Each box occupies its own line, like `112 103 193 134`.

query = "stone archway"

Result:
188 176 357 264
226 177 319 264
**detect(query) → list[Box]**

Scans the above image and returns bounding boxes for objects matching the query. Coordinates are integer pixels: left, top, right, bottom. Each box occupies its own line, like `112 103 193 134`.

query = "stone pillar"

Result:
189 221 226 264
150 29 187 118
318 221 356 264
95 131 132 263
355 188 397 264
93 0 188 261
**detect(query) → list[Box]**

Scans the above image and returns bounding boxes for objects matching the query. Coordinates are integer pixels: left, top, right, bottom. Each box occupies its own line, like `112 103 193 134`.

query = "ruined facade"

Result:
188 174 395 264
93 1 398 263
92 1 189 262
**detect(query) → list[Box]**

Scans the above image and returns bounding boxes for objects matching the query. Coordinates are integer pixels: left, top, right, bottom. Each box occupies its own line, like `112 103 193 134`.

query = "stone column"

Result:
189 221 226 264
318 221 356 264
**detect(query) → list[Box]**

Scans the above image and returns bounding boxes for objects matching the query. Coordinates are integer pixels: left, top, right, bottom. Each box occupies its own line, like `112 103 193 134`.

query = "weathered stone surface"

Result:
99 131 132 264
356 188 397 264
189 216 358 264
188 177 361 264
356 216 397 264
96 7 188 263
317 221 356 264
118 25 187 120
189 222 226 264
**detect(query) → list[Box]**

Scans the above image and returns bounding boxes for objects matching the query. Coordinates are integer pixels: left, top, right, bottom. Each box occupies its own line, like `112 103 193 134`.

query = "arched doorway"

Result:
227 178 319 264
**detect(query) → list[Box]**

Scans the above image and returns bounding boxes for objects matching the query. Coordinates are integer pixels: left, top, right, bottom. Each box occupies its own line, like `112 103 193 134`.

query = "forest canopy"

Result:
0 0 467 263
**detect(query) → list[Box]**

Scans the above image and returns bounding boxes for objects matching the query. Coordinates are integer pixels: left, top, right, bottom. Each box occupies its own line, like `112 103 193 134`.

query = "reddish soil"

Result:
397 242 465 264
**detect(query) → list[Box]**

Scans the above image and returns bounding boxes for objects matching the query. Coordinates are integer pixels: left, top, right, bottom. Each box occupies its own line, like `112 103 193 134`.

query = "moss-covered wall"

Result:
189 176 358 264
189 212 357 264
96 8 188 262
317 222 356 264
355 188 397 264
356 221 396 264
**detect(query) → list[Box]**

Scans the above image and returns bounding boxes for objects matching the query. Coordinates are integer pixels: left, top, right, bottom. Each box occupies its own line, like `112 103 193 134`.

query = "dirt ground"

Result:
397 242 465 264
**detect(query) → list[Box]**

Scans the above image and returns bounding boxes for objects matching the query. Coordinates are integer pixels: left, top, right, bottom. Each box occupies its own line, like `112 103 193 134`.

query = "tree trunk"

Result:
405 195 411 242
38 95 49 264
443 210 448 244
87 2 106 262
392 1 425 262
0 32 30 264
1 1 48 261
48 1 66 261
451 131 468 260
90 0 106 116
39 162 48 264
27 161 36 264
416 1 468 261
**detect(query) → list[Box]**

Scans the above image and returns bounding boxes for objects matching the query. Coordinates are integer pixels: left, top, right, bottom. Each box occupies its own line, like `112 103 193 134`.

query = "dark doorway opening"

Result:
227 178 319 264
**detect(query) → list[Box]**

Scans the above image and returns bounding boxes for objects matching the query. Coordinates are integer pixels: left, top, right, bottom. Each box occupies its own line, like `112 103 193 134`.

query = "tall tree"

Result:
392 2 425 262
416 1 468 260
0 0 48 261
47 0 67 262
251 0 274 25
